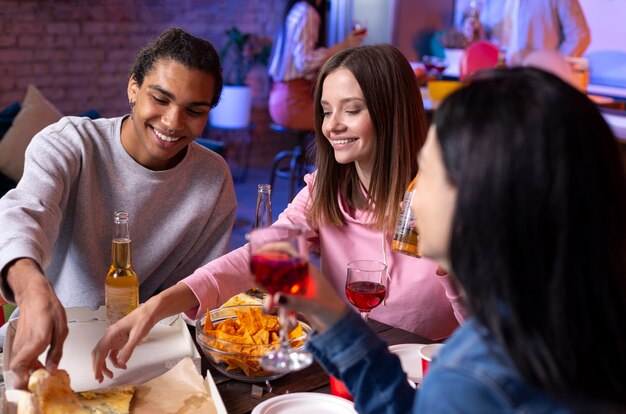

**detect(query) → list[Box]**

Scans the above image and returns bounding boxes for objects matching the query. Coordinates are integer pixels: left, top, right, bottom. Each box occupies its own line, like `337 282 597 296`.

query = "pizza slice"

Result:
77 385 135 413
17 369 134 414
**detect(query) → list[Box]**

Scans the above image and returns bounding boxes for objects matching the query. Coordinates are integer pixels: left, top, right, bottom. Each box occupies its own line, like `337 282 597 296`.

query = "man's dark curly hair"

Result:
130 27 223 108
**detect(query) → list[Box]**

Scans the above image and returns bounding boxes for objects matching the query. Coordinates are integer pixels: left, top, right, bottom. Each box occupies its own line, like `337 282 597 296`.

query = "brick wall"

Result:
0 0 285 117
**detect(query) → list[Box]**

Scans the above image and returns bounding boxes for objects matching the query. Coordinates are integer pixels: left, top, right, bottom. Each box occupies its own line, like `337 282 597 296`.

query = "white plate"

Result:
388 343 426 385
252 392 356 414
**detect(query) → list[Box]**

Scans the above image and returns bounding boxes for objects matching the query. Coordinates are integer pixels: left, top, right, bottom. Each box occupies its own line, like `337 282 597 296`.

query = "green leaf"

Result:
219 26 273 86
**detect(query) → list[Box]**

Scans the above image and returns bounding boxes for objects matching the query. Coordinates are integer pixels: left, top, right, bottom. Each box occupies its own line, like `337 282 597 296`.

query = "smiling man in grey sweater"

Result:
0 28 237 389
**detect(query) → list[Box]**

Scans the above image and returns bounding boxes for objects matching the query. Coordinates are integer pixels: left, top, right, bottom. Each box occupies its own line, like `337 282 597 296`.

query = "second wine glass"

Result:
345 260 388 322
247 225 313 372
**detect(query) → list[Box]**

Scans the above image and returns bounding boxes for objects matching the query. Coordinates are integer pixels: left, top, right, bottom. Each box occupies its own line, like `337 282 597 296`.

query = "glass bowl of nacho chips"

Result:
195 304 311 382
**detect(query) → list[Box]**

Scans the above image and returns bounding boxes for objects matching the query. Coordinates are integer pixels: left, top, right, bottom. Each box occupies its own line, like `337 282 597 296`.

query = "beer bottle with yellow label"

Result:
391 176 421 258
105 211 139 325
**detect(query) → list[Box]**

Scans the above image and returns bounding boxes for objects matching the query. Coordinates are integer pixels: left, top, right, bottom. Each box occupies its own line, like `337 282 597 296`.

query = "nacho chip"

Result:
203 309 215 334
219 318 240 335
250 307 267 330
288 323 303 340
252 329 270 345
235 309 259 335
264 316 279 331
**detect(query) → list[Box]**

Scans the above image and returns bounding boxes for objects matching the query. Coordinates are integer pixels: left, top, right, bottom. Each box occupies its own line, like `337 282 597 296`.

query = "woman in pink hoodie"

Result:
93 45 466 380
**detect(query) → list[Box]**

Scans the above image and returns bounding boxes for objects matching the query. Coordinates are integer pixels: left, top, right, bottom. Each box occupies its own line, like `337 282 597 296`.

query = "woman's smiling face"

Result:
320 68 376 183
123 58 215 170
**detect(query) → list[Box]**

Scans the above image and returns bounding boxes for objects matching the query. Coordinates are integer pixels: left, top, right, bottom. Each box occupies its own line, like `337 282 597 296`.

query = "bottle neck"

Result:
114 216 130 240
255 184 273 229
112 238 133 269
111 211 132 269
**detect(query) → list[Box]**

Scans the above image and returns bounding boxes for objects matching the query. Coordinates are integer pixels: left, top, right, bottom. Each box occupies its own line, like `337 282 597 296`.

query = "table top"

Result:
204 319 433 414
0 318 431 414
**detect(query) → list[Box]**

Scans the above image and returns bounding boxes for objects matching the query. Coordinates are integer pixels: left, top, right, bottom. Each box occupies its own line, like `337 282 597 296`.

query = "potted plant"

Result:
438 29 469 78
210 27 272 129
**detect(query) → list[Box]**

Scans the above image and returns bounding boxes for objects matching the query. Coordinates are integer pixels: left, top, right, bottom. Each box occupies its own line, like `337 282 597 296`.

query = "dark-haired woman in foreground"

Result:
275 67 626 412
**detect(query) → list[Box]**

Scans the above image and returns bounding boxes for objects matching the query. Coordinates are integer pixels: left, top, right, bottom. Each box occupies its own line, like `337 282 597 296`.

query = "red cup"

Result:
329 375 353 401
419 343 444 377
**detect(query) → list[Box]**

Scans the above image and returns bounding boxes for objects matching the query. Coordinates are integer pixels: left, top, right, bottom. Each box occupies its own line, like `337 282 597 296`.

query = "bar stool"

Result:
268 123 315 201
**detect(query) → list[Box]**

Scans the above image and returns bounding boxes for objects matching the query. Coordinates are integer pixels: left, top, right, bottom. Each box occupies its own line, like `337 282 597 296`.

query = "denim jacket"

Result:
307 311 580 413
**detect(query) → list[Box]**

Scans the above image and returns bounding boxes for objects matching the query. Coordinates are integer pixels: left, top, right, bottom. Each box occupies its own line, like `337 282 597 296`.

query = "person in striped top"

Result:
268 0 365 130
455 0 590 65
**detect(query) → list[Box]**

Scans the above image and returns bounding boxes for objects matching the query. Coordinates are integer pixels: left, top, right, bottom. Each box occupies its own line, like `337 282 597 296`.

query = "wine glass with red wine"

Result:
434 57 448 79
345 260 388 322
352 19 368 35
247 225 313 372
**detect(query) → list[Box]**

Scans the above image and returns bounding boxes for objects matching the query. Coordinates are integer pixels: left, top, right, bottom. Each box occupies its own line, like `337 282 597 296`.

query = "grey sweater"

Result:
0 115 236 318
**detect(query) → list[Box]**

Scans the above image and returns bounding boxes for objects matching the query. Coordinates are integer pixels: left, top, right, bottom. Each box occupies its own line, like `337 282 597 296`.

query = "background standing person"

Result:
92 44 466 382
265 67 626 412
454 0 590 64
268 0 366 130
0 28 237 390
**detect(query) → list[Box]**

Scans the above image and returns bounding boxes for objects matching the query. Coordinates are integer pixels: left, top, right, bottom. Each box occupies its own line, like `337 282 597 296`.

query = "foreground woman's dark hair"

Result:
435 67 626 406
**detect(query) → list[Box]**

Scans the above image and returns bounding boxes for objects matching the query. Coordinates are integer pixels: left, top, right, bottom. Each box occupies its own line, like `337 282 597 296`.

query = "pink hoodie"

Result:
181 173 466 341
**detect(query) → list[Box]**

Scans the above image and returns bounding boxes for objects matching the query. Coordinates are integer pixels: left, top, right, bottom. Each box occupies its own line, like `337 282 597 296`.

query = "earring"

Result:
129 101 135 118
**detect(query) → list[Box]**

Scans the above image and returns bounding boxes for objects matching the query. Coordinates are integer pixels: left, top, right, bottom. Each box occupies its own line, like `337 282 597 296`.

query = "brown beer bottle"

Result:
105 211 139 325
391 176 421 258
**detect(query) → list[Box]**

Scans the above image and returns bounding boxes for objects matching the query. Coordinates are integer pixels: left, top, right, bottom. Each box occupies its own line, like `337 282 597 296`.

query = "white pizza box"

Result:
2 306 227 413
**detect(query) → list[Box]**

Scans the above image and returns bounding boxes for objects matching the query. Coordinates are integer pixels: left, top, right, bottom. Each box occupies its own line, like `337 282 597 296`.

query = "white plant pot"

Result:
209 85 252 129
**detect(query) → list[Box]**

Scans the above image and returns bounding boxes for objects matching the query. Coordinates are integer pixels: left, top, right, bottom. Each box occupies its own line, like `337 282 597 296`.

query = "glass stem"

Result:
278 304 291 350
360 312 369 322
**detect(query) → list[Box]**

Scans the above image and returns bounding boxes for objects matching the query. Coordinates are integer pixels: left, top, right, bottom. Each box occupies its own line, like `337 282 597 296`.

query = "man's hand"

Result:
6 258 68 389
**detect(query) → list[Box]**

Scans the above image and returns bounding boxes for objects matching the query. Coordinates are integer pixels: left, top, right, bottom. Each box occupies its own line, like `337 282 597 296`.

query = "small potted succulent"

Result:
210 27 272 129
